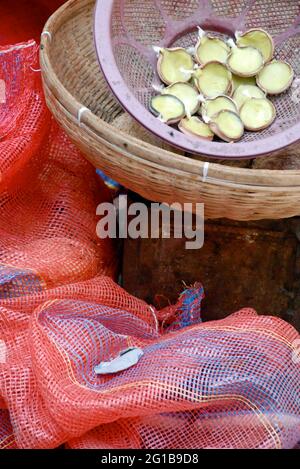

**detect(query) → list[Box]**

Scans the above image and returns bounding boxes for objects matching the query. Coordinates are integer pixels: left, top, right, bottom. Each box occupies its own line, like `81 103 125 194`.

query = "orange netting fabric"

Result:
0 41 116 280
0 40 117 447
0 410 17 449
2 296 299 449
0 28 299 451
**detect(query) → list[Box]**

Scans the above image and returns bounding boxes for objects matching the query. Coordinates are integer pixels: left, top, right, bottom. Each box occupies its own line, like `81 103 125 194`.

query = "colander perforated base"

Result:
95 0 300 159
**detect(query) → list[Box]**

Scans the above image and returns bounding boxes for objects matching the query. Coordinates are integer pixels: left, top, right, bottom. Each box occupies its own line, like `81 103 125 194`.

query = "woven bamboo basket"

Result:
40 0 300 221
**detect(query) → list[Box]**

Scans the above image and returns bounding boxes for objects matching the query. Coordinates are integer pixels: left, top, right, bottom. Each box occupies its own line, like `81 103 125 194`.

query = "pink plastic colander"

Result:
94 0 300 159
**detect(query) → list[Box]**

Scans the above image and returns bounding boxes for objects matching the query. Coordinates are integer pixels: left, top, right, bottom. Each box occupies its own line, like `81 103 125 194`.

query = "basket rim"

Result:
40 0 300 190
94 0 300 160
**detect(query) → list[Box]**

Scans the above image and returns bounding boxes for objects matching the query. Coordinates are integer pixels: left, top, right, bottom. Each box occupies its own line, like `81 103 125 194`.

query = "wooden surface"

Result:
123 200 300 331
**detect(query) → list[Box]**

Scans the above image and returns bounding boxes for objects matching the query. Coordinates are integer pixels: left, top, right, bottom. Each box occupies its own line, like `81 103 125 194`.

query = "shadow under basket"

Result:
41 0 300 221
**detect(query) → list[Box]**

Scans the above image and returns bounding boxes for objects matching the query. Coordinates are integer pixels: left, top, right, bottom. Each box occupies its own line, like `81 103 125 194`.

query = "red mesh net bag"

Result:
0 410 17 449
0 1 66 45
0 41 116 282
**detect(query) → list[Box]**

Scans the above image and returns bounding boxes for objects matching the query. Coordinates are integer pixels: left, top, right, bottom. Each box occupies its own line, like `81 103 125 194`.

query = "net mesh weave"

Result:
1 273 300 449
